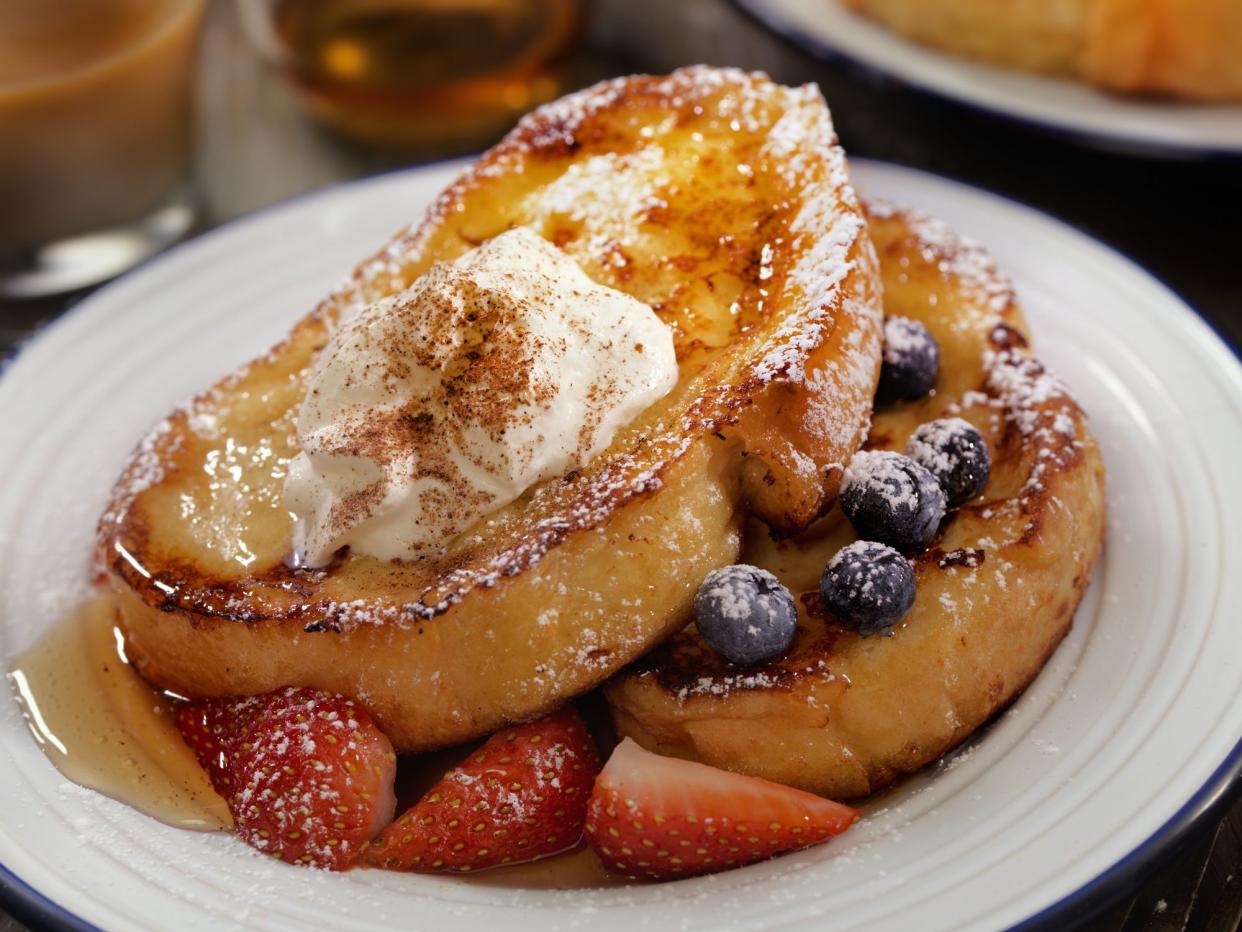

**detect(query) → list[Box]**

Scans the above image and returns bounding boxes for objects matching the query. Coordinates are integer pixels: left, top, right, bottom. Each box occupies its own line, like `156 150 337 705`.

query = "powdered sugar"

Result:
612 196 1104 781
984 347 1068 435
98 416 176 529
842 450 921 513
273 66 878 626
671 658 835 701
866 199 1015 317
881 315 928 363
825 542 912 609
696 565 784 622
748 78 880 449
905 418 976 477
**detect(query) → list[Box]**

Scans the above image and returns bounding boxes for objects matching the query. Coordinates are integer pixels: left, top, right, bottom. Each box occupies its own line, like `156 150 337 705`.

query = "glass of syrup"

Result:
238 0 584 151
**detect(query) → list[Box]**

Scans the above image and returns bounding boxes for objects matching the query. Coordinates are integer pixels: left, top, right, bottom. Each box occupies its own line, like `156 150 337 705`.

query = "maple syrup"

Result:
265 0 582 148
7 596 231 832
9 594 625 885
468 845 622 888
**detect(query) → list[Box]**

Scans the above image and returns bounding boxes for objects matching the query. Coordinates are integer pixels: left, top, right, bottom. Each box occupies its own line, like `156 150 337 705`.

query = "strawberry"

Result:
363 708 599 873
174 695 263 795
174 687 397 870
585 739 858 880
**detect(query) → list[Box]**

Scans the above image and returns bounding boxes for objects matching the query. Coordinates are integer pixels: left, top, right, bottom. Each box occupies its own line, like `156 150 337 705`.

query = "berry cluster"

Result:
177 691 858 881
692 319 993 657
823 320 991 637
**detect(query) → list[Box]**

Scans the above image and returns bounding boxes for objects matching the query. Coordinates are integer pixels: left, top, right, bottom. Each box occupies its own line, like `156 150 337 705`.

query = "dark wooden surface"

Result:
2 1 1239 928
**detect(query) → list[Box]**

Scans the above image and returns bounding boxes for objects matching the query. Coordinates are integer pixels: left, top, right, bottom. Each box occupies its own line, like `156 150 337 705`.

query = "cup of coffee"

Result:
0 0 206 299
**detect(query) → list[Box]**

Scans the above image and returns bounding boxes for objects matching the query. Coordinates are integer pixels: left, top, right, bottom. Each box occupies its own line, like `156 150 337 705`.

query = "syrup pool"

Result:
7 595 231 831
7 595 626 887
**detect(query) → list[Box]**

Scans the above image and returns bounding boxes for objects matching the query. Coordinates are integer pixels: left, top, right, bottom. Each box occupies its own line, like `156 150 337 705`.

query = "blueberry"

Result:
905 417 991 508
878 316 940 404
694 564 798 666
840 450 946 553
820 541 916 637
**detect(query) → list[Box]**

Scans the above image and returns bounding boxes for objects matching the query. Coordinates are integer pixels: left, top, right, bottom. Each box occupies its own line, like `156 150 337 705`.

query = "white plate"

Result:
734 0 1242 158
2 158 1241 932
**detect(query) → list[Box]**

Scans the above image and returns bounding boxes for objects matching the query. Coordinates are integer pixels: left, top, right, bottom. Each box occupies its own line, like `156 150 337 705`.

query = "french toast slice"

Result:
842 0 1090 77
605 201 1107 799
99 67 883 752
843 0 1242 99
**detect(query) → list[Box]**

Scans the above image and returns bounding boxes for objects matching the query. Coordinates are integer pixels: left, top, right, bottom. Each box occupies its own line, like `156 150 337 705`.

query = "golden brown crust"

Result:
844 0 1242 99
1084 0 1242 99
604 201 1108 799
842 0 1090 76
98 67 883 751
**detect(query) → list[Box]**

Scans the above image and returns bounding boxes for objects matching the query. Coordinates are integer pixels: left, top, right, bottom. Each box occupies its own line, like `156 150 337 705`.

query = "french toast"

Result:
842 0 1090 78
1082 0 1242 99
843 0 1242 99
98 67 883 753
605 201 1107 799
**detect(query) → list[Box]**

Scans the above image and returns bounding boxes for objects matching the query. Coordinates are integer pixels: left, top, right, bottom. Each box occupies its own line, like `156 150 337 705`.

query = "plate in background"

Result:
733 0 1242 159
0 158 1240 930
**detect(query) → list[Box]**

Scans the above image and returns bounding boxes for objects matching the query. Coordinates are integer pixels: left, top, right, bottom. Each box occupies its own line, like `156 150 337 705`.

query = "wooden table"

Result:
2 1 1239 928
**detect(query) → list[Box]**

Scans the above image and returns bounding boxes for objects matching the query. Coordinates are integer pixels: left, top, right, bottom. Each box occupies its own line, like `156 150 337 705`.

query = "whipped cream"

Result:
284 227 678 567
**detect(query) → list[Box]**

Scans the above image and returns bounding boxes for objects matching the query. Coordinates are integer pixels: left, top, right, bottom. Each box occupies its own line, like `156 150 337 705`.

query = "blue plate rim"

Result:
0 156 1239 931
728 0 1242 162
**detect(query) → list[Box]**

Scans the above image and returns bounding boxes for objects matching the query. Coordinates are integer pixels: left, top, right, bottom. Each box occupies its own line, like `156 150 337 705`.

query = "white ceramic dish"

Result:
733 0 1242 159
2 158 1241 931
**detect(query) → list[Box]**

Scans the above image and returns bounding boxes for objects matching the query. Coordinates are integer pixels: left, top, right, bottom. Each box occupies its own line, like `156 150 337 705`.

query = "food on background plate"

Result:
841 0 1242 100
8 65 1105 885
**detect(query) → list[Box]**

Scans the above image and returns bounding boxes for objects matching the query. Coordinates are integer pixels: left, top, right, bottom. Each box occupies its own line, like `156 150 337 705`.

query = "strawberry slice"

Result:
174 687 397 870
363 708 600 873
174 695 263 796
585 739 858 880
